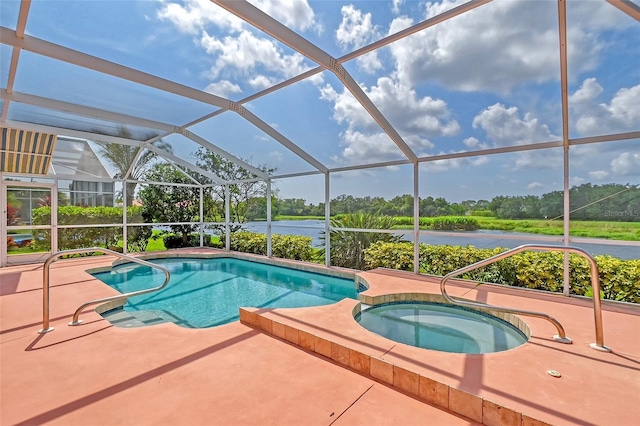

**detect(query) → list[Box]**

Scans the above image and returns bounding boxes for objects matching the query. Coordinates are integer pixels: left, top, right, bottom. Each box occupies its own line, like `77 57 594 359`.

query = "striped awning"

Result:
0 127 57 175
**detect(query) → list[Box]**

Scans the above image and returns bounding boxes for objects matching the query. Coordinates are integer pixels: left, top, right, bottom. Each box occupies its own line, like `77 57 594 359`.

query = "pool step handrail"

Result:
439 244 610 352
39 247 170 333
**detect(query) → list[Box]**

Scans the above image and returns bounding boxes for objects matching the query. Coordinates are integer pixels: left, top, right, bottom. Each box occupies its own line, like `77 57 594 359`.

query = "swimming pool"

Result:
93 257 359 328
355 302 528 354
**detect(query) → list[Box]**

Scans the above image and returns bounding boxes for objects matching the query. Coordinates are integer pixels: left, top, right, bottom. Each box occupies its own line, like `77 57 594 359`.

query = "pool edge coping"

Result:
239 303 543 426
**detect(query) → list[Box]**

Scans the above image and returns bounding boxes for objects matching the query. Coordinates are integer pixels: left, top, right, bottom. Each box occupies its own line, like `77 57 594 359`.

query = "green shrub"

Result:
391 216 479 230
160 233 217 249
429 216 479 231
510 252 566 292
228 231 313 261
394 217 414 226
363 242 640 303
33 205 122 251
364 241 415 271
419 245 515 284
32 205 152 252
163 234 198 249
557 254 640 302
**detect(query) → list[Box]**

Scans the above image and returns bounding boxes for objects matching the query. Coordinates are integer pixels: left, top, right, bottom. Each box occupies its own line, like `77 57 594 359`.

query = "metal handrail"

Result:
439 244 611 352
39 247 170 333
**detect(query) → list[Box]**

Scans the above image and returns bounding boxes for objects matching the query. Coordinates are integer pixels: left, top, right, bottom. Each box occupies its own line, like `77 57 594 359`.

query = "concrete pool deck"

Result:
1 249 639 425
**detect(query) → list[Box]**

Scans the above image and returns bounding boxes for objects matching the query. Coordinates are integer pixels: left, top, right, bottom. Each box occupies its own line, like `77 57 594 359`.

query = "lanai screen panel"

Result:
189 112 320 177
247 70 405 169
50 137 112 180
0 1 18 30
6 103 163 142
0 44 10 88
21 1 214 88
565 1 640 141
12 52 218 127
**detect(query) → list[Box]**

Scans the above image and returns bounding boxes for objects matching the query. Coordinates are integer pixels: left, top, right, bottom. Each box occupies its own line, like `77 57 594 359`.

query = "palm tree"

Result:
95 128 173 206
319 213 403 270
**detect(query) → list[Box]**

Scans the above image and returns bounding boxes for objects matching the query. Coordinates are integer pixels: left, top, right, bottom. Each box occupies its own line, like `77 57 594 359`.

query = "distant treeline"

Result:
274 183 639 222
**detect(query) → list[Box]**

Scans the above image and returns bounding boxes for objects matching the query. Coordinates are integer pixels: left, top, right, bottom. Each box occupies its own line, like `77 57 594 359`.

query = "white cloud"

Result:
569 77 602 104
463 136 489 149
158 0 321 94
391 0 404 15
472 103 563 171
250 0 318 32
356 52 383 74
570 78 640 135
611 152 640 176
472 103 558 147
527 181 544 189
463 137 479 147
320 77 460 163
200 30 312 81
248 75 276 90
588 170 610 180
387 0 630 93
422 154 488 173
336 130 403 164
157 0 244 34
158 0 318 34
337 5 378 48
204 80 241 97
336 5 382 73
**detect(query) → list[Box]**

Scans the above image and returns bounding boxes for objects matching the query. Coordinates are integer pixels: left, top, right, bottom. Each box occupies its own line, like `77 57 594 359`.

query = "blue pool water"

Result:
93 257 359 328
355 302 527 354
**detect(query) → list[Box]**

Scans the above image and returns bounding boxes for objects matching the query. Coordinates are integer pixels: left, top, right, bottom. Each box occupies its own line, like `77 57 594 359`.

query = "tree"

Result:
539 191 563 219
245 195 280 220
138 163 201 245
388 194 414 216
279 198 309 216
193 148 275 225
95 128 173 206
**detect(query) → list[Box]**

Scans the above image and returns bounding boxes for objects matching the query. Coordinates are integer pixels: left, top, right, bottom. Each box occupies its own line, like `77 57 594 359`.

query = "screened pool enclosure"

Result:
1 0 638 288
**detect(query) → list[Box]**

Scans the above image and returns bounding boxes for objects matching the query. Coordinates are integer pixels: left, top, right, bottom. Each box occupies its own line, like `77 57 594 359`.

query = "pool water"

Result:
93 257 359 328
355 302 527 354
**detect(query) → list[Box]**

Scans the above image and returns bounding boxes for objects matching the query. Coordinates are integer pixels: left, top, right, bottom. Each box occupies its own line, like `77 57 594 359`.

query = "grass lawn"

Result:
391 216 640 241
474 217 639 241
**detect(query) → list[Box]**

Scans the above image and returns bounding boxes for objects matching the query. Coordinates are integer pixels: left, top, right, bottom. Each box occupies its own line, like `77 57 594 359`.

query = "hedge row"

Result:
227 231 313 261
394 216 480 230
32 205 150 252
364 241 640 303
162 233 217 249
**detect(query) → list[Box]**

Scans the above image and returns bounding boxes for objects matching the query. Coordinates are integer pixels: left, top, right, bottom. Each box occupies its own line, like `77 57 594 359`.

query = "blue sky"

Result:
1 0 638 203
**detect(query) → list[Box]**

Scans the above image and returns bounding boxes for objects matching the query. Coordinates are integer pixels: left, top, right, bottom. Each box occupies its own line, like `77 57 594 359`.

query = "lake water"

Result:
244 220 640 260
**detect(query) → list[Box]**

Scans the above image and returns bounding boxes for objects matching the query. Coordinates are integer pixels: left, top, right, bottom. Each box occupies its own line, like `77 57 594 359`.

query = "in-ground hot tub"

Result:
355 301 528 354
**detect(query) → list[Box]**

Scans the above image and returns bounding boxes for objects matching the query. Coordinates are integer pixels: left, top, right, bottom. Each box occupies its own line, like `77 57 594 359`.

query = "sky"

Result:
1 0 639 204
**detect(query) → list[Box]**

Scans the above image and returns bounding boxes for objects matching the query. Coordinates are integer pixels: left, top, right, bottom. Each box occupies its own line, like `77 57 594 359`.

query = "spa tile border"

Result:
239 306 549 426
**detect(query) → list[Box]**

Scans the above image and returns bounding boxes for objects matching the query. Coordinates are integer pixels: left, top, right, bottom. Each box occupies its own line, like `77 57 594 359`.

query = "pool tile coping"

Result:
239 304 543 426
79 249 637 426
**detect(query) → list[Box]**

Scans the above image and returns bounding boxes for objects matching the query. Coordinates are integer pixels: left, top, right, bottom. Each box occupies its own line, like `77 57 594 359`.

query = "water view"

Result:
245 220 640 260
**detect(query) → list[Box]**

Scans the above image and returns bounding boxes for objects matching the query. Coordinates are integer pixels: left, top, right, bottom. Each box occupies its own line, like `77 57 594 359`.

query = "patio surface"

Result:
1 249 639 425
